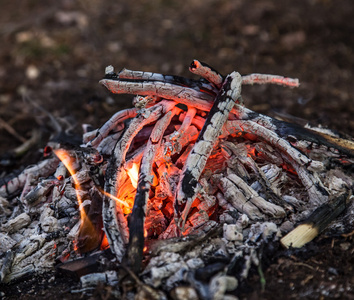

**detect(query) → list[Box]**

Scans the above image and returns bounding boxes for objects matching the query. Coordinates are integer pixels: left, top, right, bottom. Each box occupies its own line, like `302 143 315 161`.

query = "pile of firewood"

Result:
0 60 353 299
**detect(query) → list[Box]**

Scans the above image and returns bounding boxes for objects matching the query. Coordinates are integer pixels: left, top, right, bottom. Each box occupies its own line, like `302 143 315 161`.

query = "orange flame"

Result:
126 162 139 188
54 149 101 254
54 149 87 222
100 189 131 208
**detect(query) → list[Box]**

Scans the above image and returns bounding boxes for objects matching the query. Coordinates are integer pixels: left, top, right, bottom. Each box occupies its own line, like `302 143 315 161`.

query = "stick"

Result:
0 157 59 198
189 59 224 89
176 72 242 229
99 78 214 109
189 60 299 88
87 107 137 148
0 116 26 143
126 109 176 273
223 120 311 166
117 67 218 94
241 73 299 88
281 191 352 248
218 175 263 220
103 102 175 260
227 173 286 218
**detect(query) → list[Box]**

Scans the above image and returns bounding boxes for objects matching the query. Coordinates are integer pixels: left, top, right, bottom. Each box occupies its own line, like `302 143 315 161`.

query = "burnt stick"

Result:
0 156 59 198
87 107 137 148
175 107 197 137
281 191 352 248
176 71 242 229
232 105 354 157
103 101 176 261
242 73 299 88
126 109 177 273
189 59 299 89
223 120 312 166
189 59 224 89
99 78 215 110
117 67 218 95
227 173 286 218
222 120 329 204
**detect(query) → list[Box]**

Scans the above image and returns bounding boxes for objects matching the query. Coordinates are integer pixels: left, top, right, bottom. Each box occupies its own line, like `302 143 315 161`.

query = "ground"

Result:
0 0 353 299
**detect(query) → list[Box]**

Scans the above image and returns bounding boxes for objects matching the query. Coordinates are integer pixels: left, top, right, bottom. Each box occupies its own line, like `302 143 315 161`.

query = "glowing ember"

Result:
73 240 79 252
54 149 87 221
100 234 110 250
127 162 139 188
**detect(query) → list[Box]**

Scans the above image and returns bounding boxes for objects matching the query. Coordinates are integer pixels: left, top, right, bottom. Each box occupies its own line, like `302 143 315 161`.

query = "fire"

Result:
127 162 139 188
54 149 87 221
100 189 131 208
54 149 140 253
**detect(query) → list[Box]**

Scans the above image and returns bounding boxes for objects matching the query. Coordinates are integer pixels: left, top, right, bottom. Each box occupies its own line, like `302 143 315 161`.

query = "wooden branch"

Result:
281 191 352 248
103 102 173 260
87 107 137 148
176 72 242 229
126 109 176 273
189 59 224 89
218 175 263 220
117 67 218 94
189 60 299 89
0 157 59 198
99 78 214 110
241 73 299 88
227 173 286 218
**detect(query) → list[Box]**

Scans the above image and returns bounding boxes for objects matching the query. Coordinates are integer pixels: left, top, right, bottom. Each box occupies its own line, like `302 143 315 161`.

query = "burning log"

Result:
127 109 177 273
0 60 353 298
176 71 242 229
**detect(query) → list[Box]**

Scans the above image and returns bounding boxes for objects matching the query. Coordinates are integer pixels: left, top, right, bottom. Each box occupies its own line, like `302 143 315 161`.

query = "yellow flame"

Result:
100 189 131 208
54 149 87 221
126 162 139 188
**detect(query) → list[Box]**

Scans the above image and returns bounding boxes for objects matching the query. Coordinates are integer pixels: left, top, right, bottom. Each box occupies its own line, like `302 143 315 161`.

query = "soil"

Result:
0 0 353 299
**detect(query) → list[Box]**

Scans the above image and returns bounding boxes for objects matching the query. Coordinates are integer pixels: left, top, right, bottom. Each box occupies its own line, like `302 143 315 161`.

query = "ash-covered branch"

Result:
176 72 242 229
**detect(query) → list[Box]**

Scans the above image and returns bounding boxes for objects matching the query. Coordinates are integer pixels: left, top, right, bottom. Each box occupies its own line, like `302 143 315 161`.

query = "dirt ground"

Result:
0 0 353 299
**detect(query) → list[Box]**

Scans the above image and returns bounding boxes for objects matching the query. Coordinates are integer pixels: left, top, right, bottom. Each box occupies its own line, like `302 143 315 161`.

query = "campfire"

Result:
1 60 353 299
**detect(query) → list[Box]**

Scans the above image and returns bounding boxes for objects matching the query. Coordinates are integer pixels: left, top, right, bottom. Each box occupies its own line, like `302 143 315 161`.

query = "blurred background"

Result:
0 0 353 162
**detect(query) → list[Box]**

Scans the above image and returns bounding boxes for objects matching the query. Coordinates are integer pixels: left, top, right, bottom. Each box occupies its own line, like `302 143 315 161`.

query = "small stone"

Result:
327 267 339 276
223 224 243 242
170 286 198 300
210 275 238 300
26 65 40 80
105 65 114 75
340 242 351 251
237 214 249 228
261 222 278 240
279 221 294 233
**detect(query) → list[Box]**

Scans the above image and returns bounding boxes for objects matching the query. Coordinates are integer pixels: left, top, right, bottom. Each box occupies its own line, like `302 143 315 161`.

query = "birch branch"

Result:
176 72 242 229
117 67 218 94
